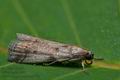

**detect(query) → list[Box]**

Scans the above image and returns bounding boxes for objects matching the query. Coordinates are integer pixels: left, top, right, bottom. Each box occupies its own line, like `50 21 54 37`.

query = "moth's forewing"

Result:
8 40 55 63
17 33 68 47
8 33 88 64
17 33 40 42
8 52 54 63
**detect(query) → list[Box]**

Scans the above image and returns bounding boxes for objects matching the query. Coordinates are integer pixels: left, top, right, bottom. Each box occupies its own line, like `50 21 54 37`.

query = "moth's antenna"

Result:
94 57 104 60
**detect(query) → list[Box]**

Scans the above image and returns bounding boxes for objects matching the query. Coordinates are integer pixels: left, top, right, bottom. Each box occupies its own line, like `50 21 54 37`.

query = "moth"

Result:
8 33 96 69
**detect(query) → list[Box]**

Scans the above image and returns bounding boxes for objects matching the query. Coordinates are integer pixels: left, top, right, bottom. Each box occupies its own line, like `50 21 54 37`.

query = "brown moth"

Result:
8 33 94 69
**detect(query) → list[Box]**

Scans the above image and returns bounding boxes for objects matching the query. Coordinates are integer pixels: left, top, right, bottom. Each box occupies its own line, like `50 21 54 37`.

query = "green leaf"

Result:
0 0 120 80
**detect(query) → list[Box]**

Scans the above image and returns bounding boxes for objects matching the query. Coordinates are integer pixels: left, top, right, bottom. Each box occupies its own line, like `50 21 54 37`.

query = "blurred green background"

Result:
0 0 120 80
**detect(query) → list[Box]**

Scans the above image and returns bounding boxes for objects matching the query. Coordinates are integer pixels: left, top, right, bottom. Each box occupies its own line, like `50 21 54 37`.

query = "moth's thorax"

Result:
71 46 88 56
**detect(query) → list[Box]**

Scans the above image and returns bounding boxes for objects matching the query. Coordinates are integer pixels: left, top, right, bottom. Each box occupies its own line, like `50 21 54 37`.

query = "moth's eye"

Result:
85 51 94 60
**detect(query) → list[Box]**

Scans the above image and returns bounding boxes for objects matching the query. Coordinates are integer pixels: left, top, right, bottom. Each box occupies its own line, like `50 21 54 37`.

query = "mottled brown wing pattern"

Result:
8 33 94 68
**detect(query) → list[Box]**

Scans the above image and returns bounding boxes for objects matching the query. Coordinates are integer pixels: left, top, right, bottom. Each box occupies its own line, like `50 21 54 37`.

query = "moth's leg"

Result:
60 58 79 64
68 58 81 62
68 58 85 70
81 61 85 70
58 58 71 64
43 58 70 66
43 60 58 66
42 56 57 66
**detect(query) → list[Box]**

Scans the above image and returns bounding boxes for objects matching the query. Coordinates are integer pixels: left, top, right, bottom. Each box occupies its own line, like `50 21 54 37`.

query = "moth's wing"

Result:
8 40 24 62
14 33 80 63
8 50 55 63
8 40 54 63
21 54 55 63
17 33 71 49
16 33 40 42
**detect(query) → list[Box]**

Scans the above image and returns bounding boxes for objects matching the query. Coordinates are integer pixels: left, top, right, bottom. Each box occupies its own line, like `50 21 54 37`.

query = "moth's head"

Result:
84 51 94 65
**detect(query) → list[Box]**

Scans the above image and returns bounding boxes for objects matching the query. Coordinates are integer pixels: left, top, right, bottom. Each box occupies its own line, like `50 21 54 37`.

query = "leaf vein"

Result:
61 0 81 45
11 0 38 36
